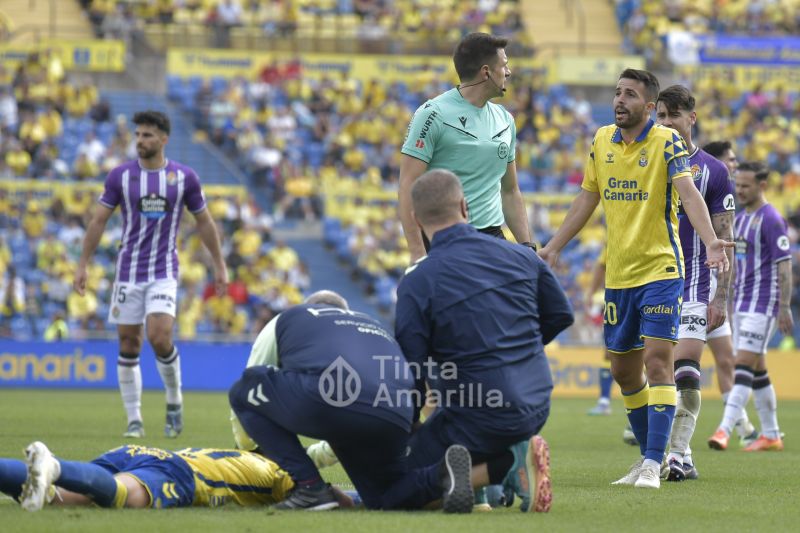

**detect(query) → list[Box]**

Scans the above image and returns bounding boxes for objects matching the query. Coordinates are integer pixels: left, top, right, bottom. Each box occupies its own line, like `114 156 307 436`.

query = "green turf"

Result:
1 389 799 531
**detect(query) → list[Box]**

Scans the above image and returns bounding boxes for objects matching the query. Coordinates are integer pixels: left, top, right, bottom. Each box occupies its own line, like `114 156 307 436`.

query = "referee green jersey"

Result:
401 88 516 229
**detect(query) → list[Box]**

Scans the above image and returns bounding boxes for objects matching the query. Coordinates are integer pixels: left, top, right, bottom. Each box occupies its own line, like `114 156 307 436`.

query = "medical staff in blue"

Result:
394 169 574 512
228 290 475 513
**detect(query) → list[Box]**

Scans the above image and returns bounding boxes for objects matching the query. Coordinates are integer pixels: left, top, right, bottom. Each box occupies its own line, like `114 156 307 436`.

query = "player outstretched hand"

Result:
705 239 734 272
73 265 88 296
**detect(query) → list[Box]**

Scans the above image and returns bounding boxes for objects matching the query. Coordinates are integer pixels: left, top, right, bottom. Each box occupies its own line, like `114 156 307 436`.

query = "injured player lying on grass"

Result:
0 441 355 511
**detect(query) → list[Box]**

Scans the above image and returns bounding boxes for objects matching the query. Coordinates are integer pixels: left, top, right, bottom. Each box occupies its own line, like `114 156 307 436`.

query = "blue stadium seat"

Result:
10 316 32 338
517 170 537 193
375 276 395 311
323 217 341 244
166 75 183 100
211 76 228 95
35 318 50 337
188 76 204 90
305 142 326 169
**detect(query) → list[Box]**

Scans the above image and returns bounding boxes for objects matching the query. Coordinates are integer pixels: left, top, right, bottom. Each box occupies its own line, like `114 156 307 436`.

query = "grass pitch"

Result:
1 389 798 532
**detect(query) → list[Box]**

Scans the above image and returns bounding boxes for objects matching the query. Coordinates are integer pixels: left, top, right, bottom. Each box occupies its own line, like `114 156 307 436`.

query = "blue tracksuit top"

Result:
395 223 574 432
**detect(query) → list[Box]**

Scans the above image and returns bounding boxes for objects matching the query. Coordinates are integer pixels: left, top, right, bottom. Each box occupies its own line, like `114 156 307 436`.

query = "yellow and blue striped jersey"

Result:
582 119 692 289
175 448 294 507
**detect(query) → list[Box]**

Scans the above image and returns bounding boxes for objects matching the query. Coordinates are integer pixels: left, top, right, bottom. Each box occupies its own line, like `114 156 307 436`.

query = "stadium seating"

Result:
0 179 310 341
88 0 532 55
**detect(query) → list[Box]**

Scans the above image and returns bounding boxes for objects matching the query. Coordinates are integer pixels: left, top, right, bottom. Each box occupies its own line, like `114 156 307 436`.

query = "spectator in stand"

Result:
77 131 107 165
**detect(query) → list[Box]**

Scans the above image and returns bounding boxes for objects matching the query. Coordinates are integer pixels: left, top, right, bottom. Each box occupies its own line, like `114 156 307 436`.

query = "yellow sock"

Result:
111 478 128 508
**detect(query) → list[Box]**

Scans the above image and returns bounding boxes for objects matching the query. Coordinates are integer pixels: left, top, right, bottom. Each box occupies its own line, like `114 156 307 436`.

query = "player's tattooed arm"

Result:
711 211 734 297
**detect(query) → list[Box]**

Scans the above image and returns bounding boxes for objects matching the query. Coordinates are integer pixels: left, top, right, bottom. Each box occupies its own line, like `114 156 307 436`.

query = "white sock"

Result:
118 356 142 423
156 347 183 406
642 458 660 471
753 384 780 440
724 391 754 437
669 388 700 459
720 384 751 434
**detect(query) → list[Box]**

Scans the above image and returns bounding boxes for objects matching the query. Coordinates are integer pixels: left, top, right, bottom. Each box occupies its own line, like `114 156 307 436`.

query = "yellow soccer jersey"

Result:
582 119 692 289
176 448 294 507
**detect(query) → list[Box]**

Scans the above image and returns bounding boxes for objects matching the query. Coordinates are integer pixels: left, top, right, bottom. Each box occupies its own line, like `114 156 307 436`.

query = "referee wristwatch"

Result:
520 241 537 252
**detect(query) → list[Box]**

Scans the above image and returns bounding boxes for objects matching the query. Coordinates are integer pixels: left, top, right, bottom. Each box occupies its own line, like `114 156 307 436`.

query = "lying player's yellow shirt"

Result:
175 448 294 507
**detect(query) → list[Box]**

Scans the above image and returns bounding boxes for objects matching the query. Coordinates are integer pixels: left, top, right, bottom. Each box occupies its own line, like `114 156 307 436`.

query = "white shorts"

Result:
706 273 732 340
678 301 708 341
707 319 732 340
732 312 777 356
108 279 178 325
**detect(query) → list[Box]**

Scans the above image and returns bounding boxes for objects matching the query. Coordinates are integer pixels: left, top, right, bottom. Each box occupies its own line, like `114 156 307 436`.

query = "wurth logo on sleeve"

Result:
415 139 425 149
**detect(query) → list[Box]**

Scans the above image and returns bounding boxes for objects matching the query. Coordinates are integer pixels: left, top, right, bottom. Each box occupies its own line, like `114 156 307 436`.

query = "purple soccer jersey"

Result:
678 148 735 303
734 203 792 317
99 159 207 284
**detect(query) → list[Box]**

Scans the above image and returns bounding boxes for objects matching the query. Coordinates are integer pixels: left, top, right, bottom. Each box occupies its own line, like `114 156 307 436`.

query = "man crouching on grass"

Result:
391 169 574 512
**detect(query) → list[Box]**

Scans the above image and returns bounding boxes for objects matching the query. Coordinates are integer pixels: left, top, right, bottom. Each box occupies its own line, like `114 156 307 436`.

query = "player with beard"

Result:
702 141 760 447
539 69 731 489
74 110 228 439
708 161 793 452
654 86 735 480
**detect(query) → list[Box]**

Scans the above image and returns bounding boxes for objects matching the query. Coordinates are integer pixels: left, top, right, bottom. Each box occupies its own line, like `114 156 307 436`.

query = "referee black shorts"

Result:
422 225 505 251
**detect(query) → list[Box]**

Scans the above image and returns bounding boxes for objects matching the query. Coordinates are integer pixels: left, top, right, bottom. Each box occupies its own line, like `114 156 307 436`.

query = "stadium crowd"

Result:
3 2 800 343
0 54 310 341
616 0 800 62
81 0 529 53
166 58 800 336
0 182 310 341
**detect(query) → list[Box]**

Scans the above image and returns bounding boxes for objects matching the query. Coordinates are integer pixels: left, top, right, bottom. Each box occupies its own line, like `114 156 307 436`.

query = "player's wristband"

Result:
520 241 538 252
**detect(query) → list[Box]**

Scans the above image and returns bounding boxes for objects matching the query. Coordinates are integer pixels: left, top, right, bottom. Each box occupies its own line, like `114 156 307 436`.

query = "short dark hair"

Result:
619 68 660 102
702 140 732 158
657 85 695 113
412 169 464 226
453 32 508 81
132 110 170 135
737 161 769 181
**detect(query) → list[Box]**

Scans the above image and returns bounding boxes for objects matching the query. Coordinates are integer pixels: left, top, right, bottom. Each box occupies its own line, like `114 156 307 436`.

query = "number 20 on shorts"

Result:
603 301 618 325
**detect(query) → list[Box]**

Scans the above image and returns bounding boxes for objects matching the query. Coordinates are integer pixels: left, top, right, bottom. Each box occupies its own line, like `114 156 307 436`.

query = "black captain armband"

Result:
520 242 538 252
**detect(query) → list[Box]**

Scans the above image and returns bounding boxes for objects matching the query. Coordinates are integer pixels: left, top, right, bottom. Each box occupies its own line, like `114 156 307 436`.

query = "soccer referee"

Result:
399 32 533 263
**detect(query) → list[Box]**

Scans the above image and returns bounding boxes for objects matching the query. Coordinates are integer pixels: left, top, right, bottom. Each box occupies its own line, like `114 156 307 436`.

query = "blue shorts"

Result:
604 279 683 354
91 445 195 508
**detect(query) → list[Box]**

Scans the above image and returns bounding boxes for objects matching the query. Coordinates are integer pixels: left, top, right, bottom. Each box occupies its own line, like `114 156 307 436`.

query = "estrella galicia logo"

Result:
735 237 748 257
139 193 170 219
319 356 361 407
497 142 509 159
